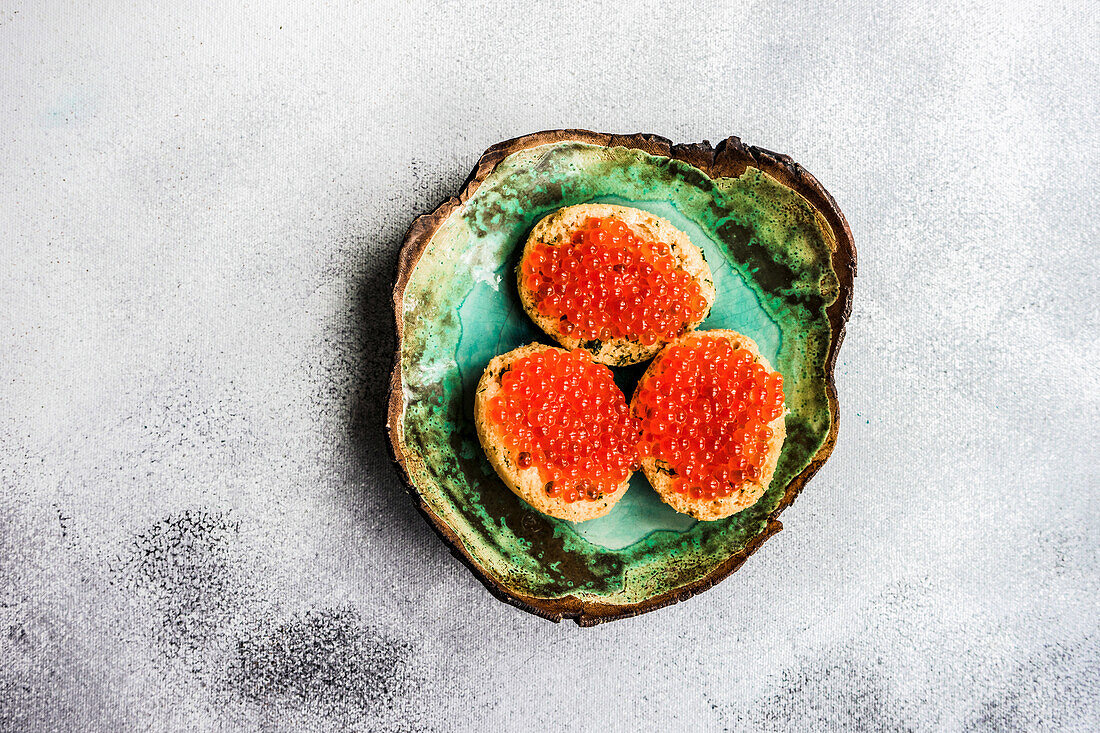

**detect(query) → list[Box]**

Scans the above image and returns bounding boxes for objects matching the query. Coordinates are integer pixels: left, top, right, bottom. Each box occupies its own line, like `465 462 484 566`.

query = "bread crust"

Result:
474 343 632 522
631 329 786 521
517 204 715 366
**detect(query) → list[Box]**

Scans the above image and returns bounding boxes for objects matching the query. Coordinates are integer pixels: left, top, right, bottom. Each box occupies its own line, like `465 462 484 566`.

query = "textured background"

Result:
2 1 1097 731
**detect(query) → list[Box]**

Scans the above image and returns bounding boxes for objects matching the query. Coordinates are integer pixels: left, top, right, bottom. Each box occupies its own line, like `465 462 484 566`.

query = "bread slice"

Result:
517 204 715 366
473 343 632 522
632 329 787 521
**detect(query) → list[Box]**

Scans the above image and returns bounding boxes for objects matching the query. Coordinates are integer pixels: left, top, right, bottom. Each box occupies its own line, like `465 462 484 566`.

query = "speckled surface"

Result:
1 1 1097 731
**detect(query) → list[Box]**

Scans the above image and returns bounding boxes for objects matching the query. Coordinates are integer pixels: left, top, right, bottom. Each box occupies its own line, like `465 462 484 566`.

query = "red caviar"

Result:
487 348 640 503
634 334 785 500
522 217 708 344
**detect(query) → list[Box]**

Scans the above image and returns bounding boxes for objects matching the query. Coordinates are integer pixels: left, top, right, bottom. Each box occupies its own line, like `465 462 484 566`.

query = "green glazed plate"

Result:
387 131 855 624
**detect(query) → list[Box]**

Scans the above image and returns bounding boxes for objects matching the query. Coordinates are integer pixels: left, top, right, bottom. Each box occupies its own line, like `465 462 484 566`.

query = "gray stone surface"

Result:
1 1 1097 730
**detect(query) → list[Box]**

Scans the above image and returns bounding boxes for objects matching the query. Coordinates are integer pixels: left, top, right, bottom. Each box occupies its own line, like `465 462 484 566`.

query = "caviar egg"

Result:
487 348 640 503
634 335 785 499
522 217 709 344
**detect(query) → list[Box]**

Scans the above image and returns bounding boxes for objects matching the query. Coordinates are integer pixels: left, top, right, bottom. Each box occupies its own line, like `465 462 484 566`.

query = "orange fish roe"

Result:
634 335 785 500
487 348 640 503
521 216 708 345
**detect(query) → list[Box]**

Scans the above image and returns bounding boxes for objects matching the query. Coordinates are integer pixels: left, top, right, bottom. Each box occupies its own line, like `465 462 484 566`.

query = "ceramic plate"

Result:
387 130 855 624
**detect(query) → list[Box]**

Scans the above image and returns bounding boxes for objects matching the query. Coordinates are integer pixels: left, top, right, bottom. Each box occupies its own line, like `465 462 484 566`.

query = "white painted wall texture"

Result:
1 1 1097 730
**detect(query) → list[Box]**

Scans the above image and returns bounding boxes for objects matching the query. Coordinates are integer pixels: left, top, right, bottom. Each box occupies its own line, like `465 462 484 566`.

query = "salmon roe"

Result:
522 217 708 345
634 334 785 501
487 348 640 503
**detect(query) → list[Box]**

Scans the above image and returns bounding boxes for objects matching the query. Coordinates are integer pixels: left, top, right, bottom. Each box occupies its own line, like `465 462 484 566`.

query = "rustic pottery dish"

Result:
387 130 855 625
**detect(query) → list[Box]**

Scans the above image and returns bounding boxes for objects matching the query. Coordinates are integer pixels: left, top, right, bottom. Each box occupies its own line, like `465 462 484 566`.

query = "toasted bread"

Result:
474 343 633 522
517 204 715 366
632 329 786 521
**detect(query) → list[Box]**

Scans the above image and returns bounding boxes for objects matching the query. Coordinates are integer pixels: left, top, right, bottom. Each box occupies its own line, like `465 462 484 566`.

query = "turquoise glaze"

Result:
397 142 838 605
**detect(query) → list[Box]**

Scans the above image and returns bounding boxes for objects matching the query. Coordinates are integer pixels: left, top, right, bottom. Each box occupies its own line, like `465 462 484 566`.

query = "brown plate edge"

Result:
384 129 857 626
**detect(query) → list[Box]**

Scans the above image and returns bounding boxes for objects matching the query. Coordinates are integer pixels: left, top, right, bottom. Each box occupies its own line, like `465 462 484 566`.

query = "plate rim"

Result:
385 129 857 626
